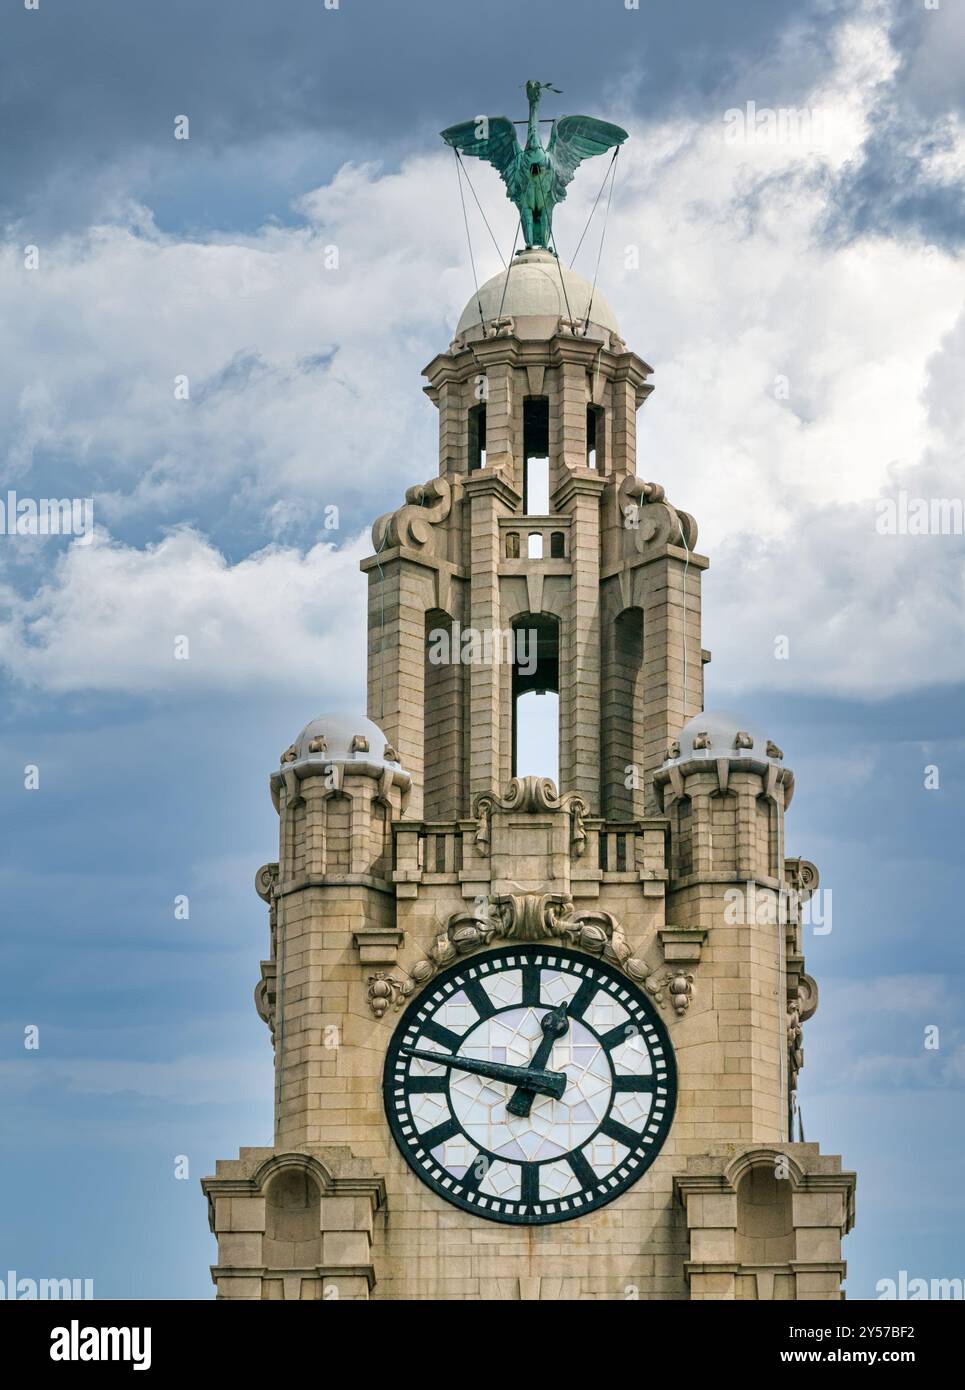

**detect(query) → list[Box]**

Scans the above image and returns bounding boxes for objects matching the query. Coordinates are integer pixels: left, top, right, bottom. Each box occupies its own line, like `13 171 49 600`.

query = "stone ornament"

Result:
785 858 820 899
472 777 588 858
366 973 414 1019
253 863 280 1041
618 474 699 557
254 862 279 905
254 962 277 1041
371 476 453 552
385 896 651 1010
797 972 819 1023
644 968 694 1015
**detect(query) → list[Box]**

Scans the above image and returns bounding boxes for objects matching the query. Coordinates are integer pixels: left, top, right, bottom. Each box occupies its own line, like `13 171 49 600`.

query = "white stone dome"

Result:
279 713 401 770
456 247 620 342
664 710 784 766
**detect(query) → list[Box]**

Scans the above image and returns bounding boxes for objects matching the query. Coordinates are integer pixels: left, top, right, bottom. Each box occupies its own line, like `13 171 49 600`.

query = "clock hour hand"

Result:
401 1046 567 1100
506 1002 570 1118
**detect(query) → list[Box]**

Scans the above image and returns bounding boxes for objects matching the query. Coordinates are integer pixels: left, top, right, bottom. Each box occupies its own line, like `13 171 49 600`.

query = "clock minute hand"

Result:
506 1002 570 1118
401 1047 567 1100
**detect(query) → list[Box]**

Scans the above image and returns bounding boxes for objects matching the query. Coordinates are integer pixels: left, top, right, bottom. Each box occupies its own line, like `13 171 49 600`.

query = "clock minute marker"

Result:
566 1147 599 1190
613 1074 657 1092
420 1020 464 1052
600 1116 648 1152
566 977 598 1020
417 1116 462 1151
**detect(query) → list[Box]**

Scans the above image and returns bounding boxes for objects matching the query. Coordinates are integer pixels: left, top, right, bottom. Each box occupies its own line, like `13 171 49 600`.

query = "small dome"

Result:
279 713 402 770
456 248 620 343
664 710 784 766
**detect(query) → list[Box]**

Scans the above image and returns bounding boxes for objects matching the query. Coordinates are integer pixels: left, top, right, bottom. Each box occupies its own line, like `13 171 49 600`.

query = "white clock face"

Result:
383 946 676 1224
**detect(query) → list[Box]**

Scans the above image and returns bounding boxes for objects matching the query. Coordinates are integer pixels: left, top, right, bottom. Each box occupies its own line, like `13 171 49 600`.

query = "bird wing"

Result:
547 115 629 202
440 116 525 201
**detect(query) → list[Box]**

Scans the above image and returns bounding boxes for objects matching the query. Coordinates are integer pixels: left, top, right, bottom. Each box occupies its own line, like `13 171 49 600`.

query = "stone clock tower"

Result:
202 248 856 1301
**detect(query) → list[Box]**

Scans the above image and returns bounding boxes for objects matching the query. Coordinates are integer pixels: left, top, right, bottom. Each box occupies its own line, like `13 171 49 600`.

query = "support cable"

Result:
583 148 620 334
454 150 507 268
570 147 619 270
453 150 487 336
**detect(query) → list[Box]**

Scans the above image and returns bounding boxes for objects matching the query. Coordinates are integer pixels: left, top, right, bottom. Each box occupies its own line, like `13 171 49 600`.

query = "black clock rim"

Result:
382 944 677 1226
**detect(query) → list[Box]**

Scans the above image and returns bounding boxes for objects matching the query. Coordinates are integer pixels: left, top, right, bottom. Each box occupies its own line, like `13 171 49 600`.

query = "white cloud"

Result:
0 526 368 697
1 1 963 699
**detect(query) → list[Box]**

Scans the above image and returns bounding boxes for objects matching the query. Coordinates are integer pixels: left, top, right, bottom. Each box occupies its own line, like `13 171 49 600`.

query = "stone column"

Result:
361 555 435 821
555 472 606 810
463 470 520 802
638 548 706 810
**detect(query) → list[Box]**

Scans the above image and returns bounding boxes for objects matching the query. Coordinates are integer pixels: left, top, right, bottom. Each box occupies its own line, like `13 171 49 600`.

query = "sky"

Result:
1 0 964 1300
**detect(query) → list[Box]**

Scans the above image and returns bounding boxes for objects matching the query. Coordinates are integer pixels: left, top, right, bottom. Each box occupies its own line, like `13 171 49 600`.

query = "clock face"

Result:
383 946 676 1225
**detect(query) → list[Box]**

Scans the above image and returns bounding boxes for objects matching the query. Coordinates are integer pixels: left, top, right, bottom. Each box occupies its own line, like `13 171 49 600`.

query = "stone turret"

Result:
362 248 705 821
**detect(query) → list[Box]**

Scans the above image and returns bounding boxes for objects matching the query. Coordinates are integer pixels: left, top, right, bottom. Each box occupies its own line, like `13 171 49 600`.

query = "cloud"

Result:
0 2 963 700
0 526 368 697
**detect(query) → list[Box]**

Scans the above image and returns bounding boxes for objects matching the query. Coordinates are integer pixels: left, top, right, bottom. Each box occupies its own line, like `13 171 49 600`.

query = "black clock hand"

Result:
506 1003 570 1117
401 1046 567 1100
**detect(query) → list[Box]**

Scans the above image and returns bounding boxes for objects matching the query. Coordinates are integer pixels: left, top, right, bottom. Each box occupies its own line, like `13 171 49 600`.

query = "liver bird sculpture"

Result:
441 80 628 251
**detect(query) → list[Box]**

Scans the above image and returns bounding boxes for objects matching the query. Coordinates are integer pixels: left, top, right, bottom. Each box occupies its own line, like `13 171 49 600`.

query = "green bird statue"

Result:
441 79 628 251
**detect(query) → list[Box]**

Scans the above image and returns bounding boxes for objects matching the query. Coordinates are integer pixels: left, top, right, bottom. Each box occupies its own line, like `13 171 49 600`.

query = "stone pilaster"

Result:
555 470 606 809
463 469 520 802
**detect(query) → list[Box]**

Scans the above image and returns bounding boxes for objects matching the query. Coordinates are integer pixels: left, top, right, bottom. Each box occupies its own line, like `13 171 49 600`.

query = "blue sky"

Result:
1 0 964 1299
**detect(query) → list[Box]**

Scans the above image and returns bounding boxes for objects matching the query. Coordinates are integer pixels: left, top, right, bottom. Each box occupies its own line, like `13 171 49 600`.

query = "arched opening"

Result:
736 1166 795 1265
468 404 486 471
263 1168 321 1270
505 531 520 559
550 531 565 558
523 397 549 513
511 613 559 782
602 607 644 819
527 532 543 559
587 405 604 469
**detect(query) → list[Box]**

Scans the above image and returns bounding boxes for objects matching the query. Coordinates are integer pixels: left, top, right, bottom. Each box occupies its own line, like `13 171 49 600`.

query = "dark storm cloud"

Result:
2 0 845 232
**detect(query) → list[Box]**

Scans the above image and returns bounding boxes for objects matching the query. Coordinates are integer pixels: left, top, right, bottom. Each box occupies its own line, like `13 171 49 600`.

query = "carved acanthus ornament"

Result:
472 777 588 857
786 970 819 1095
253 862 279 1041
374 897 651 1012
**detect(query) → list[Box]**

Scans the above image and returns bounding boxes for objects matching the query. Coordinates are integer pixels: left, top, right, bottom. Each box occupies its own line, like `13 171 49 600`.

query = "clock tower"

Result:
202 247 856 1301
